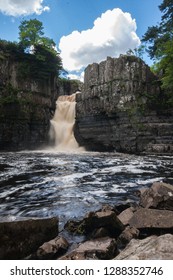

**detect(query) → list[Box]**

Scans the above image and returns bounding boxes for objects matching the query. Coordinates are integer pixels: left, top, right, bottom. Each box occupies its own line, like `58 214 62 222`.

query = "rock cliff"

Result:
0 54 80 151
0 56 57 150
75 55 173 153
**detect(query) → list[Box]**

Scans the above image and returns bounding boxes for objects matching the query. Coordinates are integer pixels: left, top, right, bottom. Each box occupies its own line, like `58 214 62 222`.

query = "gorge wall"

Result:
75 55 173 154
0 56 57 150
0 54 80 151
0 40 83 151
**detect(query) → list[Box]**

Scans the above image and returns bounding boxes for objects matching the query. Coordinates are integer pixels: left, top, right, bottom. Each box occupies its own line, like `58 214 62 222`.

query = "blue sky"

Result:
0 0 163 79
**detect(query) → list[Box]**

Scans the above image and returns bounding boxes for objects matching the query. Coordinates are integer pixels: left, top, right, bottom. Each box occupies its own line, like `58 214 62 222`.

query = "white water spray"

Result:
50 93 84 152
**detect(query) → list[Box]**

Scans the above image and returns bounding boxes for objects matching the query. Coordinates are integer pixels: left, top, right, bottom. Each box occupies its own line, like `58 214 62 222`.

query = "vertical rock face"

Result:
0 57 58 150
75 55 173 153
0 56 81 151
0 49 81 151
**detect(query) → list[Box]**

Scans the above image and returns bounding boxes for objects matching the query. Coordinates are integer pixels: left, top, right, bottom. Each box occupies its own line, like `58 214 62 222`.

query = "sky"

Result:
0 0 163 80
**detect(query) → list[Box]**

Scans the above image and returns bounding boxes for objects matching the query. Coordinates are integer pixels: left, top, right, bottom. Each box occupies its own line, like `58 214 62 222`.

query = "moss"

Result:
0 53 5 60
0 96 19 104
0 83 19 104
0 85 38 107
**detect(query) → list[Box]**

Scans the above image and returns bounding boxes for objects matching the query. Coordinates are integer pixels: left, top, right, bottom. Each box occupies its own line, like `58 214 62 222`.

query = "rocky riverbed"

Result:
1 181 173 260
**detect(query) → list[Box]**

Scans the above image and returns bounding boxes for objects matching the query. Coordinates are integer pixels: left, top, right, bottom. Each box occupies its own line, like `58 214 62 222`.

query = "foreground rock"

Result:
118 226 139 246
35 236 69 260
60 237 117 260
117 207 135 226
129 208 173 230
65 209 125 237
115 234 173 260
0 217 58 260
140 182 173 210
61 182 173 260
1 181 173 260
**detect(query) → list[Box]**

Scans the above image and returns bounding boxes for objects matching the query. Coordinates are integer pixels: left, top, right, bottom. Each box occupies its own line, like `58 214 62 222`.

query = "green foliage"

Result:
0 83 19 104
17 44 62 80
34 44 62 77
0 40 24 59
0 19 63 81
19 19 44 49
159 0 173 31
18 19 62 79
18 19 57 53
133 45 146 59
157 39 173 90
142 0 173 92
125 46 145 60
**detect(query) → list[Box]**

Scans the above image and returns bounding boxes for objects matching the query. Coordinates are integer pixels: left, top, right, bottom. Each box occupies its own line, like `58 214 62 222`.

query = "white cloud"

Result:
67 71 84 82
0 0 50 16
59 8 140 72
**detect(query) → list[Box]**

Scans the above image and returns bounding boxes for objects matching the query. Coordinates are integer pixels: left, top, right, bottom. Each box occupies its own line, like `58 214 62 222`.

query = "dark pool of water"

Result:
0 151 173 228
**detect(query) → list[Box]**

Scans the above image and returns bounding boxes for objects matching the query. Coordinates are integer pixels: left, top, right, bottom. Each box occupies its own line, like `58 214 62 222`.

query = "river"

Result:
0 151 173 229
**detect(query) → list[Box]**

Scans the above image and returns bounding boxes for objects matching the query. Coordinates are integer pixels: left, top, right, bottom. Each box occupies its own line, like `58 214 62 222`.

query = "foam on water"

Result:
49 93 85 152
0 151 173 226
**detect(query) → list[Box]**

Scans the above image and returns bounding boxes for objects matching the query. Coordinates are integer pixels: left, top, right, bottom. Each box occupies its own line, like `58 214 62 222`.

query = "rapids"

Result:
0 151 173 229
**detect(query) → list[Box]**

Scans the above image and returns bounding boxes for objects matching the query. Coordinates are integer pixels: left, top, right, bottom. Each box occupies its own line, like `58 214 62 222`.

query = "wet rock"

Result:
0 217 58 260
65 209 124 237
114 203 134 214
36 236 69 260
140 182 173 210
60 237 117 260
118 207 135 226
91 227 109 239
118 226 139 246
114 234 173 260
129 208 173 229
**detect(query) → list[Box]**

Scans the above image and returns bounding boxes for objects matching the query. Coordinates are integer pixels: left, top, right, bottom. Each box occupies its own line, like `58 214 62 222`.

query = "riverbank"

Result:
1 181 173 260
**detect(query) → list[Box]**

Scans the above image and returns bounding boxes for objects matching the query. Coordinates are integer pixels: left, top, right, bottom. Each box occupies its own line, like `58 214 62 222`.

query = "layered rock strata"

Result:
0 56 81 151
75 55 173 153
0 57 57 150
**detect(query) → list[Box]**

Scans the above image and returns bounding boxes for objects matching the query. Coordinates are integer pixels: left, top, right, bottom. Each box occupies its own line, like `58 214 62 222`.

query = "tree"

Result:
18 19 62 78
19 19 44 50
142 0 173 91
18 19 58 54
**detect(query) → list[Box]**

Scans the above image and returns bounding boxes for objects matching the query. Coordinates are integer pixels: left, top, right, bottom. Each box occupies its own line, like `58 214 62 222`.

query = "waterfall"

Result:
49 93 84 152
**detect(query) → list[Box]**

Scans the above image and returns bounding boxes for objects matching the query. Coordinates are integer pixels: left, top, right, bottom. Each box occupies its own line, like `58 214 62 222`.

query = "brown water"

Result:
49 94 84 152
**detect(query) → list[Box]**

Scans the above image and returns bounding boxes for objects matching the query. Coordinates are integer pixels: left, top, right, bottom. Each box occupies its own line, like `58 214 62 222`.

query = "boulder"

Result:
117 207 135 226
0 217 58 259
35 236 69 260
60 237 117 260
90 227 110 239
118 226 139 246
129 208 173 229
114 234 173 259
140 182 173 210
65 209 124 237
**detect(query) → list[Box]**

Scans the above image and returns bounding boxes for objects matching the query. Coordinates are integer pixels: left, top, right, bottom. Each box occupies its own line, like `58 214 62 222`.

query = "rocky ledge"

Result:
74 55 173 154
1 181 173 260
